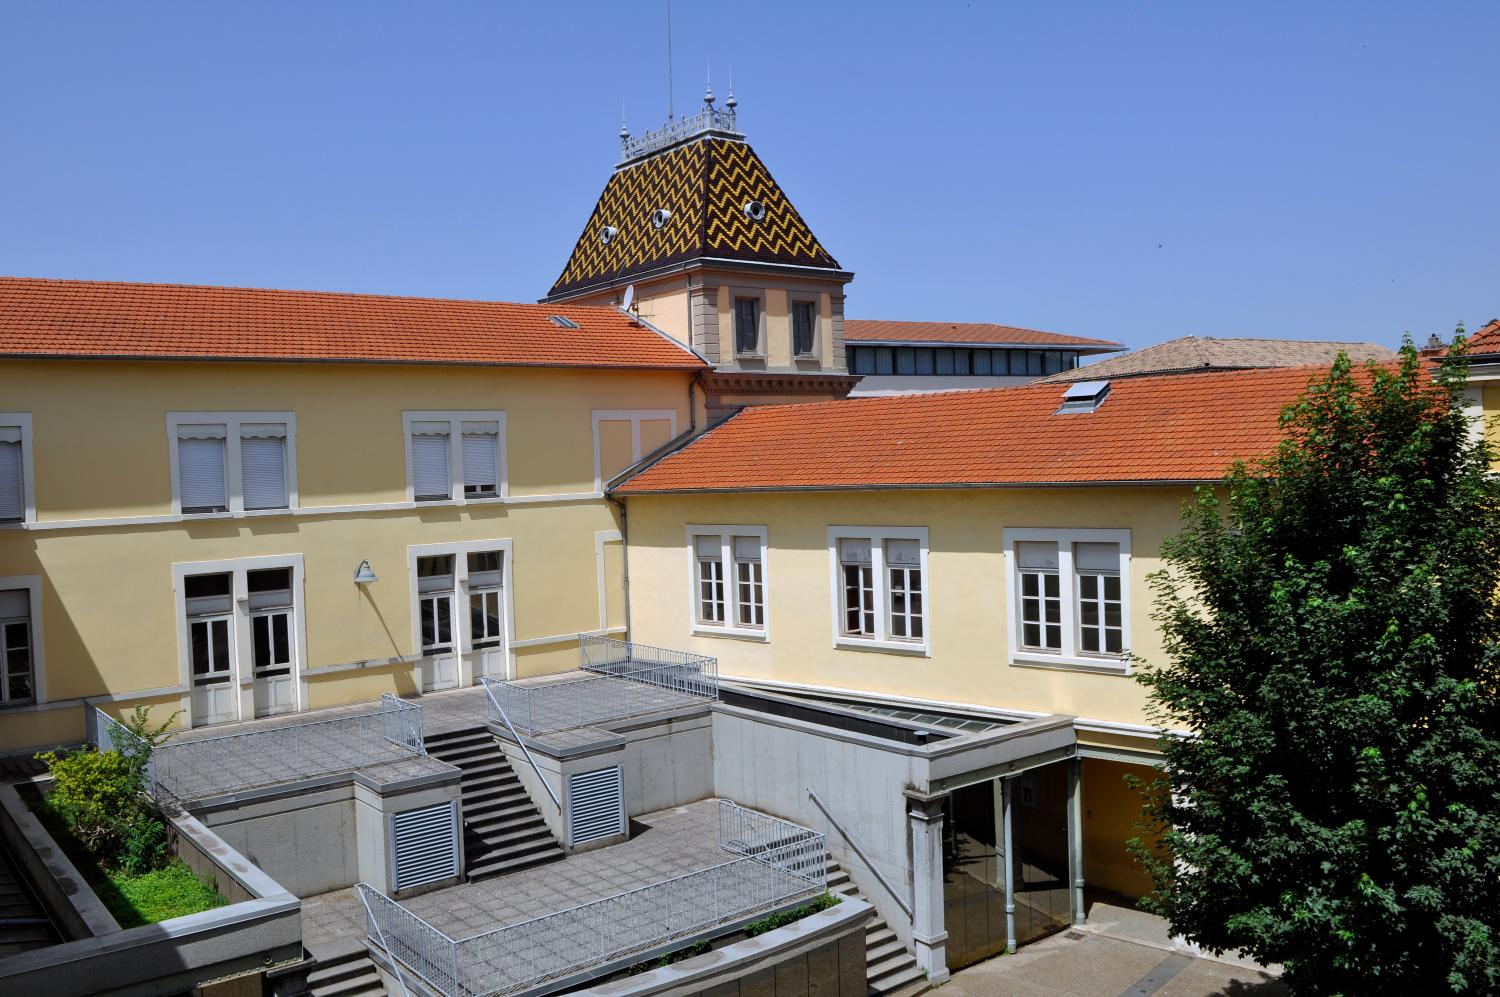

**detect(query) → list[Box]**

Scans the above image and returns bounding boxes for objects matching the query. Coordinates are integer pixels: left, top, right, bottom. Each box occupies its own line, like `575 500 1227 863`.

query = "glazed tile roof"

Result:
614 364 1340 493
1037 336 1393 383
0 277 707 369
845 320 1121 352
548 137 841 298
1465 320 1500 357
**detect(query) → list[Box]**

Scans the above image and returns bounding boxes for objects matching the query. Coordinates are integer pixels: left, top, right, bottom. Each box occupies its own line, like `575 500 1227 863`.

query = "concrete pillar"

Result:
1067 757 1085 927
907 796 950 983
1001 778 1017 953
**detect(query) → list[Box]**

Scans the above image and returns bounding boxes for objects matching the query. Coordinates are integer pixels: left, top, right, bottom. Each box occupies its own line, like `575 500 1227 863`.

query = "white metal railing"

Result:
619 104 741 164
358 801 825 997
356 885 417 997
807 787 914 920
150 697 426 803
88 706 156 792
478 678 560 810
579 636 720 699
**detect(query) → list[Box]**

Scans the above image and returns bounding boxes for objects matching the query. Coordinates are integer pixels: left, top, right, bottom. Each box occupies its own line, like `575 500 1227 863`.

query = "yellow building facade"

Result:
0 283 705 752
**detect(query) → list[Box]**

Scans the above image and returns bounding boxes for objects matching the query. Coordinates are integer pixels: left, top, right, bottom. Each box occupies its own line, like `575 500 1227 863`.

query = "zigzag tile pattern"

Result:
550 138 839 296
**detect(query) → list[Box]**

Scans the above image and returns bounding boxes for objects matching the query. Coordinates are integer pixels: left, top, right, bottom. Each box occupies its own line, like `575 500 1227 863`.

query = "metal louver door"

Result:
567 766 625 847
389 802 459 891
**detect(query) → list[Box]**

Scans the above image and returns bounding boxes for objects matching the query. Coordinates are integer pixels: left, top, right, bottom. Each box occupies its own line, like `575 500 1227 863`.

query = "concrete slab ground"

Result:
939 925 1286 997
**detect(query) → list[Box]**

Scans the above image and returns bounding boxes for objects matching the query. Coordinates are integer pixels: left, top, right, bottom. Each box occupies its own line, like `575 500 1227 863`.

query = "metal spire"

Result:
704 61 715 106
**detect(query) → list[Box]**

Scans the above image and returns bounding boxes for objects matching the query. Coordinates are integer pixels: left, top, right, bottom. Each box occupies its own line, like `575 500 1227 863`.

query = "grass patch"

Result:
103 860 228 928
744 892 841 937
22 785 227 927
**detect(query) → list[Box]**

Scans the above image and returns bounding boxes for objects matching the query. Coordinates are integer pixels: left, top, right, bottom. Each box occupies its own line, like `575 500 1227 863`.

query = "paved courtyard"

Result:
303 799 738 947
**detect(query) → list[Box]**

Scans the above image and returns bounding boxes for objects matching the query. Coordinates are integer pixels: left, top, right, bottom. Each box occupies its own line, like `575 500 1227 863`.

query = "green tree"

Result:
1135 341 1500 995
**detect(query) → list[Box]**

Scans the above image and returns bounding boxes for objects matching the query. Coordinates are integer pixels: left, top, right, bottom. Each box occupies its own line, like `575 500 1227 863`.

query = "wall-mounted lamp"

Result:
354 560 379 585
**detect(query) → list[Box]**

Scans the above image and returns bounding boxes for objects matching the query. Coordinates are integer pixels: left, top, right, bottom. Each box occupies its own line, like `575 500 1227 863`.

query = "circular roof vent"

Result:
651 208 672 230
742 200 766 222
599 225 619 246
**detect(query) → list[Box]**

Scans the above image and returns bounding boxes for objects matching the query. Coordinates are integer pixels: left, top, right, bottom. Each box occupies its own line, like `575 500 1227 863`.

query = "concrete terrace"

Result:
303 799 736 948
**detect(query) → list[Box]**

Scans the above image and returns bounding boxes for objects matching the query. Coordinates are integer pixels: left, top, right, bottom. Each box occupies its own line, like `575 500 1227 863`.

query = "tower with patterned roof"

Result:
544 86 859 418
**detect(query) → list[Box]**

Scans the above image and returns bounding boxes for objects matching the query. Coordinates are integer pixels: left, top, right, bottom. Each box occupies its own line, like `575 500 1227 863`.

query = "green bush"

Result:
34 747 144 860
743 893 840 937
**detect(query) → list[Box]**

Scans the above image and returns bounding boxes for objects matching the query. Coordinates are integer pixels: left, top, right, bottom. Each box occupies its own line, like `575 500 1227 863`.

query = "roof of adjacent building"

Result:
1036 335 1394 383
1465 320 1500 356
0 277 708 370
615 364 1342 494
844 319 1122 352
547 136 842 298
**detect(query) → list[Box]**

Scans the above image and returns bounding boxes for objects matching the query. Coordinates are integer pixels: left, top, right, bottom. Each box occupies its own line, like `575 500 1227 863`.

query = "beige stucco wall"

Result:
0 359 694 751
621 487 1193 731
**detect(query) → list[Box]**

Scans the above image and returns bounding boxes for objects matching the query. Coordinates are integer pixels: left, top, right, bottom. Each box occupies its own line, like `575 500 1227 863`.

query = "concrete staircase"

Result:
307 940 386 997
423 726 564 881
0 843 55 956
826 860 925 996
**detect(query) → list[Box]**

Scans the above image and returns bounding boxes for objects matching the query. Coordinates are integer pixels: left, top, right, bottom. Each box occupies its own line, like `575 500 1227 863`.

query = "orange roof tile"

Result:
0 277 707 370
616 365 1344 494
844 319 1121 351
1466 319 1500 357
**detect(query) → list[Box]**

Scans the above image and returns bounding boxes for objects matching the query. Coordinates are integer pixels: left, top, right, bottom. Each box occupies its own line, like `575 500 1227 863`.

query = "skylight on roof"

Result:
548 315 580 329
1057 379 1111 414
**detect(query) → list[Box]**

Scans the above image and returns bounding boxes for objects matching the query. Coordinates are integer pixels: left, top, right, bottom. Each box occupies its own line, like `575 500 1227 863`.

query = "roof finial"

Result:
666 0 675 121
726 67 736 110
619 101 629 147
704 61 715 106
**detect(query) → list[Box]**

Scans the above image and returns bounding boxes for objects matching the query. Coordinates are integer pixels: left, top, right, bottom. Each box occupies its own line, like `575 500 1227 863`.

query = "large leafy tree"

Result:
1136 342 1500 994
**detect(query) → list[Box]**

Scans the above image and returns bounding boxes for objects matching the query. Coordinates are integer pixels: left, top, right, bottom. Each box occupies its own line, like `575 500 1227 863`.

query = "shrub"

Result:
744 893 840 937
34 747 143 859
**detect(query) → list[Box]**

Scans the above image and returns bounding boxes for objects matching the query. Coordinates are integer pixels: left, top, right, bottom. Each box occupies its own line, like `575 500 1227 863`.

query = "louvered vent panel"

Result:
567 766 625 846
390 802 459 891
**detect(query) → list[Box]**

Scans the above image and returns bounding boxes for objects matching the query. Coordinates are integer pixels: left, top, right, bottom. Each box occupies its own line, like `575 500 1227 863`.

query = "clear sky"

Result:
1 3 1495 350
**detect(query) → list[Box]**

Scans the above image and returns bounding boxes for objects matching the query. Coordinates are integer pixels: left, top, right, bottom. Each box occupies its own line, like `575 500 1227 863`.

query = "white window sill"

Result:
1010 652 1131 676
835 636 930 657
692 626 769 642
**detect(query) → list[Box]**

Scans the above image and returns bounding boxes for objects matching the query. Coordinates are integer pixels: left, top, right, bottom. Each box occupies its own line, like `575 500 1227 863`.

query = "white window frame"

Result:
592 410 680 491
686 526 770 640
0 414 35 527
826 527 930 655
166 412 298 518
1003 528 1132 674
0 575 45 705
171 554 308 723
402 412 508 506
407 538 516 678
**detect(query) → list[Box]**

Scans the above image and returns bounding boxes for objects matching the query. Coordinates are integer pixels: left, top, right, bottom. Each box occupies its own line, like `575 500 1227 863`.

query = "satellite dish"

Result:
622 285 636 311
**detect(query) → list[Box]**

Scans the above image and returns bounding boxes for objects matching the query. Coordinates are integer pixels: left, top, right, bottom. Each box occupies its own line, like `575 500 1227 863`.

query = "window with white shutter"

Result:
689 527 769 637
0 426 23 523
177 424 228 513
461 421 499 498
410 422 451 501
240 424 288 510
1005 529 1131 674
829 528 929 652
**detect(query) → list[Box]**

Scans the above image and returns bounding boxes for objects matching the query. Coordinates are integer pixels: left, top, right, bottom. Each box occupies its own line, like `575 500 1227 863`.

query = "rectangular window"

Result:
0 589 34 704
240 423 289 510
934 349 955 376
1043 350 1063 375
177 424 228 514
792 300 817 357
831 529 929 651
695 535 726 625
895 348 915 375
461 422 500 498
417 555 455 652
411 422 451 501
467 550 504 648
850 346 875 376
184 573 234 685
0 425 25 523
972 349 992 376
875 347 895 375
247 567 293 677
1016 541 1062 651
885 539 924 640
953 350 971 375
914 349 935 375
839 538 875 637
733 535 765 628
1007 530 1130 672
734 297 760 355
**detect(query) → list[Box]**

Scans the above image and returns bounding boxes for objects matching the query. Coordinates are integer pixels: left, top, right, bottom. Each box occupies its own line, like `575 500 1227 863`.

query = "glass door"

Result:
185 572 236 725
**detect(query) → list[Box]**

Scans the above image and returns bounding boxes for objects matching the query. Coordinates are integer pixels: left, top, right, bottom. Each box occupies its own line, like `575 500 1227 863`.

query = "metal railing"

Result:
88 706 156 791
150 697 426 803
579 636 720 699
356 886 416 997
478 678 560 810
619 104 741 164
358 801 825 997
807 787 913 920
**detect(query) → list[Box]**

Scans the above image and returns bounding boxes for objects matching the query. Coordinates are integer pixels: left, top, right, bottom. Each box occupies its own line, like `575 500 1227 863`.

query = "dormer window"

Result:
651 208 672 229
599 225 619 246
742 200 766 222
1057 381 1111 414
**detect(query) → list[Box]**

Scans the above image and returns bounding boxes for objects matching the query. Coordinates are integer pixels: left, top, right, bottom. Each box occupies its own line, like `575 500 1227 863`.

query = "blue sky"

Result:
1 3 1495 350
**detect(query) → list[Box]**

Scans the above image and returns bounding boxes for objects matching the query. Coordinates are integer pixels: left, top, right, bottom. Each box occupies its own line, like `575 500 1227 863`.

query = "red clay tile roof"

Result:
1466 320 1500 357
0 277 707 370
1037 336 1394 383
616 364 1342 494
844 320 1121 352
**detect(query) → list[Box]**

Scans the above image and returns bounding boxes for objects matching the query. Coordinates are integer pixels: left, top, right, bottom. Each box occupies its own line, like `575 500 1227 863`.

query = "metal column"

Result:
1001 777 1017 953
1067 757 1085 927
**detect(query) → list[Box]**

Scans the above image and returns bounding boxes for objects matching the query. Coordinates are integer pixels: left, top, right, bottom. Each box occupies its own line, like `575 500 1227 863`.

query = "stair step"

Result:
465 811 548 835
464 828 556 860
869 952 920 982
466 846 564 881
430 744 499 765
867 939 907 964
866 924 897 945
871 964 925 993
310 968 384 997
307 955 373 987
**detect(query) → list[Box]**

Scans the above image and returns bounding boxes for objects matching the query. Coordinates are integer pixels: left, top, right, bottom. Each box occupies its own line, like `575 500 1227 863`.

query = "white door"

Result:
251 609 296 716
420 592 459 691
466 586 508 681
189 615 237 725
